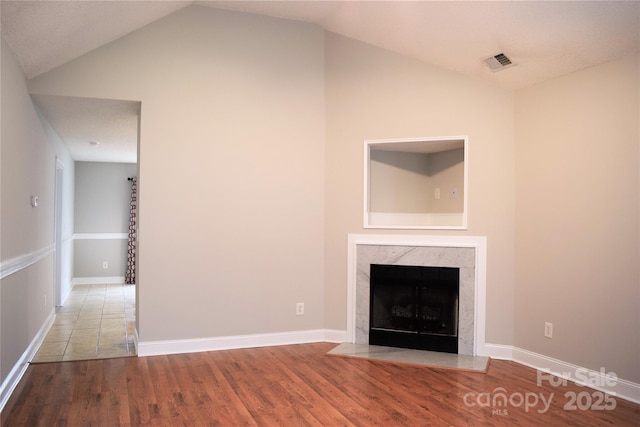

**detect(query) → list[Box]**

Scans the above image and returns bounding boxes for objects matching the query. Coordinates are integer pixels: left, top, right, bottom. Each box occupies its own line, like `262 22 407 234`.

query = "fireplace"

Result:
369 264 459 353
348 234 487 356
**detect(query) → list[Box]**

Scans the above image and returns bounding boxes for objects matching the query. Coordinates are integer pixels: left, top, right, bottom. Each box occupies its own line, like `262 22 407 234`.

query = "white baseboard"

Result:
59 281 73 306
138 329 345 357
323 329 348 343
481 343 514 360
0 309 55 413
133 328 139 355
483 343 640 403
72 276 125 285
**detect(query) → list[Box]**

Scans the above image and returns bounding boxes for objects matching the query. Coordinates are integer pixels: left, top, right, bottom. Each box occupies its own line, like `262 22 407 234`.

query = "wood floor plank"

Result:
260 347 358 426
3 342 639 426
276 346 386 425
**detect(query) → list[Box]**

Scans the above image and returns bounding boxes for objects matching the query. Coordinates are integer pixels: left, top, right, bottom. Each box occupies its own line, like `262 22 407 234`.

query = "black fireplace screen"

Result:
369 264 460 353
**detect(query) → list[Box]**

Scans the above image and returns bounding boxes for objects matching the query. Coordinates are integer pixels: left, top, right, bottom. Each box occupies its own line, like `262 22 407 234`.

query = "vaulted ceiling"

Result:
2 1 639 162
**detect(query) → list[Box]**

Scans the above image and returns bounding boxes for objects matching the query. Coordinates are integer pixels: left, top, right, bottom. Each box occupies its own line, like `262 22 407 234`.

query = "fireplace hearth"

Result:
369 264 459 353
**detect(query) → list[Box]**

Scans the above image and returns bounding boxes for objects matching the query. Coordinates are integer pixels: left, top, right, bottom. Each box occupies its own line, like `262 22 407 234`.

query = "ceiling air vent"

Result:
484 53 515 72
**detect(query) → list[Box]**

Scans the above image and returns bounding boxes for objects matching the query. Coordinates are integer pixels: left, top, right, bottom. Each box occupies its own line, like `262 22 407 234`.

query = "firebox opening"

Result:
369 264 460 354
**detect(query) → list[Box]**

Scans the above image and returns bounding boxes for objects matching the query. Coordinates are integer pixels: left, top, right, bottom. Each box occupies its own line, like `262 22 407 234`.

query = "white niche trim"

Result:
364 136 468 230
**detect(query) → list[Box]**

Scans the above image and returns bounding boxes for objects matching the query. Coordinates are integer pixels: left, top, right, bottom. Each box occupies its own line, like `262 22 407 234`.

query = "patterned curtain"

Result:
125 177 137 284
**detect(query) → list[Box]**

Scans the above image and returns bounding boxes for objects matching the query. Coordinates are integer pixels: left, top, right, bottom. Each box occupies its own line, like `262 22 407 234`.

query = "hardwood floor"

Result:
3 342 638 426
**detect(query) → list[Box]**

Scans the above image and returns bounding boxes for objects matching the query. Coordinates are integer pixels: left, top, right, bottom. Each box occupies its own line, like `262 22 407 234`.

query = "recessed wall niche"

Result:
364 136 468 229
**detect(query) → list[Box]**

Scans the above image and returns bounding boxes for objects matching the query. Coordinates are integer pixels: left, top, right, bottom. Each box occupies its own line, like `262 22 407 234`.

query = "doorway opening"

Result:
31 95 141 362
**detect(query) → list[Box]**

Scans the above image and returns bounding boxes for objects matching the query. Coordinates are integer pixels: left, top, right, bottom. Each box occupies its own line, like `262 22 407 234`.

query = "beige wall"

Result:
75 162 136 233
426 148 465 213
369 148 464 214
29 6 327 341
74 162 135 279
1 46 54 260
1 39 74 387
323 33 517 346
515 54 640 382
370 151 431 213
74 240 128 278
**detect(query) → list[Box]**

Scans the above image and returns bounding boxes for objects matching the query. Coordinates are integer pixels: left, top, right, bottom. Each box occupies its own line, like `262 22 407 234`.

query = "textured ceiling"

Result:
2 1 639 163
31 95 140 164
208 0 640 90
1 0 189 79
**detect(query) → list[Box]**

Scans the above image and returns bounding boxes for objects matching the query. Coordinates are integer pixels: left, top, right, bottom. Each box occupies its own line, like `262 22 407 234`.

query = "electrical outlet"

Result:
544 322 553 338
296 302 304 316
434 187 441 199
103 261 108 269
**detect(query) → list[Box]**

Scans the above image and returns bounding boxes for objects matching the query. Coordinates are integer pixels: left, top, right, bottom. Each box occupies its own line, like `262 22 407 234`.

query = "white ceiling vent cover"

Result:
484 53 515 72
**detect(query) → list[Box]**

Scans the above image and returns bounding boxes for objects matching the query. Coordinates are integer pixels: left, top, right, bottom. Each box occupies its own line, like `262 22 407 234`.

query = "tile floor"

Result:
32 283 136 363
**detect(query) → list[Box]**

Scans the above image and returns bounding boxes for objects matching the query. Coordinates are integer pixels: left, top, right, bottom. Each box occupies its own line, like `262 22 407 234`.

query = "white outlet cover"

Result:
544 322 553 338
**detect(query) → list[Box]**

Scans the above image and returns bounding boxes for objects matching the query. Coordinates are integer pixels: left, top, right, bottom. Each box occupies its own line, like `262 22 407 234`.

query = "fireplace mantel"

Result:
347 234 487 356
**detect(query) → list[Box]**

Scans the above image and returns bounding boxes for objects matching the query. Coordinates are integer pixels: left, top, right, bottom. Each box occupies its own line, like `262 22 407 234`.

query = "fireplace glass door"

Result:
369 264 459 353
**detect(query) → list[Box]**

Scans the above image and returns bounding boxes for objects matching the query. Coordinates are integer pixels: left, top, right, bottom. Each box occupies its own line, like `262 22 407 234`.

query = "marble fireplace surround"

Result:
347 234 487 356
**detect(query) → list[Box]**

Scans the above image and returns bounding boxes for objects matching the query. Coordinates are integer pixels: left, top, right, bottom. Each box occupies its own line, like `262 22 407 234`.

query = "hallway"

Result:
32 283 136 362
